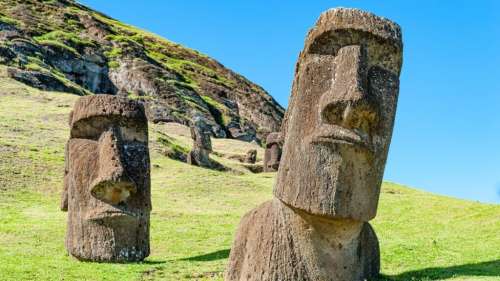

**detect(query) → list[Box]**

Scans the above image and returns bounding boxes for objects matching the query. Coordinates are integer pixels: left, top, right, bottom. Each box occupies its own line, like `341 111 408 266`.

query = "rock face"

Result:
187 116 213 168
226 8 402 281
61 95 151 262
263 132 282 172
0 0 284 142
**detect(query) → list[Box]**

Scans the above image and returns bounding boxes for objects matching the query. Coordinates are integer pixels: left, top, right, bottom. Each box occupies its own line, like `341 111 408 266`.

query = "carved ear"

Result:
61 142 69 212
61 175 68 212
68 110 73 128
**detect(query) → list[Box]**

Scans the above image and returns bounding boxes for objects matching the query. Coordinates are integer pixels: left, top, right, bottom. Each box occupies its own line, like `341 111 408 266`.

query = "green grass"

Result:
0 75 499 281
157 133 190 160
0 14 20 26
34 30 95 56
0 0 261 133
201 96 230 126
34 30 95 47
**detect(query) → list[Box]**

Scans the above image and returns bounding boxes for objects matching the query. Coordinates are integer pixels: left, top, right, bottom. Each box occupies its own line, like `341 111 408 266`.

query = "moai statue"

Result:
187 116 213 168
263 132 282 172
226 8 402 281
244 149 257 164
61 95 151 262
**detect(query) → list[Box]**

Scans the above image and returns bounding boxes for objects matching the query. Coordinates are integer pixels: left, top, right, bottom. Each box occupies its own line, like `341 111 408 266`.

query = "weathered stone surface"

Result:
274 8 402 221
226 199 379 281
244 149 257 164
7 67 85 95
263 132 282 172
187 116 213 168
61 94 151 262
226 8 402 281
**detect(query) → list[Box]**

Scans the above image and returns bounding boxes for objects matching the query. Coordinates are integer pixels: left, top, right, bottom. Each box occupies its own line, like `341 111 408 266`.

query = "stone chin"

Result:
67 216 149 262
274 134 383 221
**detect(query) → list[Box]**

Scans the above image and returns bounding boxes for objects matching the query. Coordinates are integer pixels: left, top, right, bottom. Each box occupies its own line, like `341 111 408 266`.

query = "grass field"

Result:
0 70 499 281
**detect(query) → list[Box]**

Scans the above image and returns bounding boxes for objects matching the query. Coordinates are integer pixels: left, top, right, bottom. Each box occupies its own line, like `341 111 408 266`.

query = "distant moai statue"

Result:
187 116 213 168
225 8 402 281
263 132 282 172
61 95 151 262
244 149 257 164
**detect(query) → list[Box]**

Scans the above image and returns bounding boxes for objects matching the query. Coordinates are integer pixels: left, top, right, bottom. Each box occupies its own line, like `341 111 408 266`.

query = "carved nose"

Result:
319 45 376 127
333 45 367 101
90 127 137 205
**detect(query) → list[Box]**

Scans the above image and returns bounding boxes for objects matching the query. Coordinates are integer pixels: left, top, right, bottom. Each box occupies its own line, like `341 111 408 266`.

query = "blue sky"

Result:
79 0 500 203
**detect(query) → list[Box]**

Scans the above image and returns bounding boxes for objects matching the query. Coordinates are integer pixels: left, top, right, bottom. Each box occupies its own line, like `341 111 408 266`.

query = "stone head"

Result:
264 132 282 171
274 8 402 221
190 116 212 152
61 95 151 262
245 149 257 164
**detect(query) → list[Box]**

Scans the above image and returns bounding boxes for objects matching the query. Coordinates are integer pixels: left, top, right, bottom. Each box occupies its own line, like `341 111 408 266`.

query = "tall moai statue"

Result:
187 116 213 168
225 8 402 281
263 132 282 172
61 95 151 262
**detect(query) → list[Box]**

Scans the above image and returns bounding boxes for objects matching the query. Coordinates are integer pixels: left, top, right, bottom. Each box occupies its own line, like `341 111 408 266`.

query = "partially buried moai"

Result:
61 95 151 262
226 8 402 281
244 149 257 164
187 116 213 168
263 132 282 172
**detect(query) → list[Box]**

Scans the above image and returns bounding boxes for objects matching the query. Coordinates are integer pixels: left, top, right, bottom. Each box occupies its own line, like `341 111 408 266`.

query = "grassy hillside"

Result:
0 0 284 142
0 70 499 281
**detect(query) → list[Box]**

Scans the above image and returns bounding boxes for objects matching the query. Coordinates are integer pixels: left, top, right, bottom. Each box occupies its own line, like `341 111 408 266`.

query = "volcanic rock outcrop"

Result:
225 8 403 281
61 95 151 262
263 132 282 172
0 0 284 142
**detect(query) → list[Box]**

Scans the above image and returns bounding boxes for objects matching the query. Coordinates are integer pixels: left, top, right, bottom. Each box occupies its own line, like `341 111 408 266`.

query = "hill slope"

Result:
0 72 499 280
0 0 284 142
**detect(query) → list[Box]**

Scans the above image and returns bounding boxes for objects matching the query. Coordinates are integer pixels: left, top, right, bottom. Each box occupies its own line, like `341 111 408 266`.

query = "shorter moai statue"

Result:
187 116 213 168
226 8 402 281
61 95 151 262
263 132 282 172
244 149 257 164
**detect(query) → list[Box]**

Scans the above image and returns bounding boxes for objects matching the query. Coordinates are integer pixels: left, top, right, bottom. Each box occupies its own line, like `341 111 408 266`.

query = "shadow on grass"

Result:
180 249 230 262
141 260 167 265
377 259 500 280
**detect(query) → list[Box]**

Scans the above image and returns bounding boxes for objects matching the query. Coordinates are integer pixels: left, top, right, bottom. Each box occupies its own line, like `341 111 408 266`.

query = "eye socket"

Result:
70 116 147 142
119 126 148 143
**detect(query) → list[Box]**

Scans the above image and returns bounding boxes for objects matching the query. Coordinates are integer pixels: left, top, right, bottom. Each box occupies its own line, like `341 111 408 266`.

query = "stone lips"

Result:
69 94 147 130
